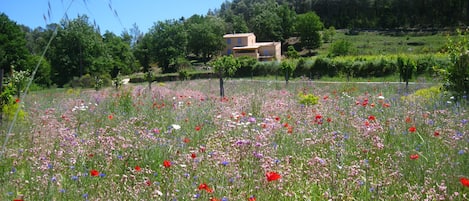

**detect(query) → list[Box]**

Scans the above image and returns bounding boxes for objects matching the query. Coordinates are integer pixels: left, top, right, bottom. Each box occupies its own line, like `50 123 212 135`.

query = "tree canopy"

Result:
295 12 324 50
0 13 28 74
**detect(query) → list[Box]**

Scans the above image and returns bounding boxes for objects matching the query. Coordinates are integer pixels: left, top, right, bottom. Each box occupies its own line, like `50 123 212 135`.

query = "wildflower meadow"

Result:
0 79 468 200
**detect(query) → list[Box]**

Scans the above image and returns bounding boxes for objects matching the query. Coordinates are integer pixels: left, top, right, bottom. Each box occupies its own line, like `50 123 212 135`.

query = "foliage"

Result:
211 55 240 78
211 55 240 97
178 70 190 81
329 39 354 57
24 55 52 87
442 29 469 97
249 4 283 42
2 97 27 122
280 59 296 83
186 15 226 63
67 74 111 89
0 83 26 121
147 20 188 73
397 55 417 87
401 86 443 103
219 0 469 30
252 61 280 76
295 12 324 50
133 34 151 73
285 46 299 59
0 13 28 74
234 56 257 77
298 92 319 106
102 31 138 75
224 14 249 34
322 26 336 43
47 15 106 87
9 70 30 98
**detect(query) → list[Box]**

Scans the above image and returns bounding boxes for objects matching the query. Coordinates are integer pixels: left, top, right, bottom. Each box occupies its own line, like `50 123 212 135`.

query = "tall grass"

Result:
0 80 468 200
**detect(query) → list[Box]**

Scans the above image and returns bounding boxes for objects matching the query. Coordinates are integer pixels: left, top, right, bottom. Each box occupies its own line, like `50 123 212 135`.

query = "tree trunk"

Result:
219 75 224 97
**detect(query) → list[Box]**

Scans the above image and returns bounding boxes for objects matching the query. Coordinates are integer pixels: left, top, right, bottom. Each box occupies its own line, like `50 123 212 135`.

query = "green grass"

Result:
318 31 452 56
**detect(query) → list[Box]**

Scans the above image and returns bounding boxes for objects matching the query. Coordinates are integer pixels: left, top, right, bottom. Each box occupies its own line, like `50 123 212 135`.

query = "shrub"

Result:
401 86 443 103
234 56 257 77
329 39 353 57
442 29 469 97
0 83 27 122
298 93 319 106
253 61 280 77
178 70 190 80
286 46 300 59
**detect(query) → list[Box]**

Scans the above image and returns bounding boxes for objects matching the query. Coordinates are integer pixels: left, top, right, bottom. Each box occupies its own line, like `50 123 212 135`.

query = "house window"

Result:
227 49 232 55
237 38 242 45
264 50 269 56
227 38 231 45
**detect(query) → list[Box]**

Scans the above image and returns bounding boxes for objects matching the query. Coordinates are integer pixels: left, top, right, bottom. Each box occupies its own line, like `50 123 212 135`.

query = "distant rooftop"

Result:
223 33 255 38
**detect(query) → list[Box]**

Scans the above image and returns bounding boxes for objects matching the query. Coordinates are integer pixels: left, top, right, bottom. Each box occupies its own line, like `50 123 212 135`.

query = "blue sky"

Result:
1 0 226 34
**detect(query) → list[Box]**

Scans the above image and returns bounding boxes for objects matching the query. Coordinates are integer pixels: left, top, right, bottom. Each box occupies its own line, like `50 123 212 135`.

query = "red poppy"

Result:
460 177 469 187
191 153 197 159
198 183 208 190
382 103 390 107
261 123 267 129
409 126 416 133
163 160 171 168
274 116 280 121
198 183 213 193
249 196 256 201
266 171 281 181
326 117 332 122
135 165 141 172
15 98 20 103
195 126 201 131
283 123 289 128
287 126 293 134
13 199 23 201
364 121 370 127
108 114 113 120
145 180 152 186
90 169 99 176
209 198 220 201
434 131 440 137
368 115 376 121
315 114 322 120
183 137 190 143
410 154 419 160
88 153 94 158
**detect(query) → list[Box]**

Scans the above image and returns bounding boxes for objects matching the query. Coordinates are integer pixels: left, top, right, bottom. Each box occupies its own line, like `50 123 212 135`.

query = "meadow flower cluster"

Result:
0 80 468 200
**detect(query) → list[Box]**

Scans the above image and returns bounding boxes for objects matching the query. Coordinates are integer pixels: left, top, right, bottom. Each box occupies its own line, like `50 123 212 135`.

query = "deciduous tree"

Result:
295 12 324 51
211 56 240 97
147 20 187 73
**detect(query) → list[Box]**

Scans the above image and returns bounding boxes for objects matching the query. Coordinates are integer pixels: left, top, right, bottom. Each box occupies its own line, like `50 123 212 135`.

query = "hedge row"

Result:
233 54 450 79
129 71 215 83
127 54 451 84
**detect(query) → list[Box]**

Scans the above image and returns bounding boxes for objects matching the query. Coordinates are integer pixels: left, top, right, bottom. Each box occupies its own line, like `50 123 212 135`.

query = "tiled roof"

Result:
223 33 255 38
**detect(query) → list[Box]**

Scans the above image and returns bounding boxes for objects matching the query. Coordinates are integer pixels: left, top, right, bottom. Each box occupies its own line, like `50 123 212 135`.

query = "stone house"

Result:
223 33 281 62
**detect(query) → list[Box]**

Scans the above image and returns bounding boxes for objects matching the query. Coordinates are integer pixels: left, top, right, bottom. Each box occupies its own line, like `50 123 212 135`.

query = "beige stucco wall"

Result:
223 33 281 62
258 42 281 61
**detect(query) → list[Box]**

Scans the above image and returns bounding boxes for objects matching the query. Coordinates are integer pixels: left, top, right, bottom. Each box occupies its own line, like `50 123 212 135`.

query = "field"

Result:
316 30 452 56
1 79 468 200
